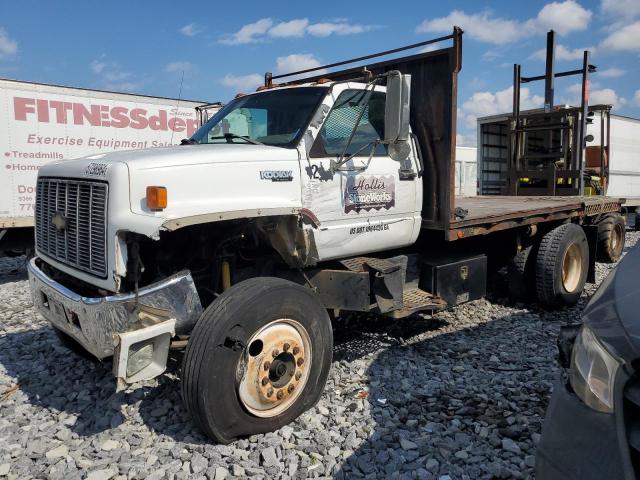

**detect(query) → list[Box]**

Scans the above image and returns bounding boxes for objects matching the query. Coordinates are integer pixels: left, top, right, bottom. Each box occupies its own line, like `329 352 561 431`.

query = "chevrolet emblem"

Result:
51 211 68 231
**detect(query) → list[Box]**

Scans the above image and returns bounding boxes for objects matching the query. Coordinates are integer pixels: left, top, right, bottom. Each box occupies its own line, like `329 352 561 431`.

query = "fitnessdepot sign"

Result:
0 82 210 224
13 97 200 136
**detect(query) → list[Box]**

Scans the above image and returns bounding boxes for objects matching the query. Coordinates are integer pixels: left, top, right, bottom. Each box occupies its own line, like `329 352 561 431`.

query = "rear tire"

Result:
506 243 538 300
536 224 589 309
596 213 625 263
181 277 333 444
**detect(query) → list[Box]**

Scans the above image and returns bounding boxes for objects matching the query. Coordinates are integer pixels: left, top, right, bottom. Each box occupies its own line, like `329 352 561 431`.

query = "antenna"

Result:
170 70 185 144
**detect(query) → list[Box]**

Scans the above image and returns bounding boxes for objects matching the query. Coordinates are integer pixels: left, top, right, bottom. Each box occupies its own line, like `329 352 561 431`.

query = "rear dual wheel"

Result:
181 277 332 444
506 223 589 308
535 223 589 309
596 213 626 263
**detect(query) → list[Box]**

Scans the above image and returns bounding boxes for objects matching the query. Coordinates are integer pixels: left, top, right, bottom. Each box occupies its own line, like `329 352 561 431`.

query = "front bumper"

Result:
536 379 634 480
28 257 203 363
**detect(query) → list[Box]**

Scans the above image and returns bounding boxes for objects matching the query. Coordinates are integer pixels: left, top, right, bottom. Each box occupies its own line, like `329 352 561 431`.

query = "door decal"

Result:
344 175 395 213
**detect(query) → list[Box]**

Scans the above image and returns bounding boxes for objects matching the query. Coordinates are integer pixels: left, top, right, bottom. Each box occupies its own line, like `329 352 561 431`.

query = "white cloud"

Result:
417 11 521 44
90 57 139 93
600 21 640 51
220 18 273 45
269 19 309 38
103 82 140 93
220 53 326 91
220 18 376 44
601 0 640 18
530 44 592 61
275 54 323 74
565 83 626 107
306 21 375 37
417 1 592 45
0 28 18 58
103 71 130 82
460 86 543 128
166 61 193 73
599 67 625 78
634 90 640 106
535 1 592 35
220 73 264 91
456 133 477 147
90 59 106 74
180 23 203 37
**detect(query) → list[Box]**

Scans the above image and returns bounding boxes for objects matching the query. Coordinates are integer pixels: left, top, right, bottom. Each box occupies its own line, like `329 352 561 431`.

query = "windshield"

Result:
190 87 327 148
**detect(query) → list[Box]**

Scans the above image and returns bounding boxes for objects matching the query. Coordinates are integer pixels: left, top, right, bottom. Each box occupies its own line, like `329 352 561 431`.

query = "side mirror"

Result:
384 71 411 144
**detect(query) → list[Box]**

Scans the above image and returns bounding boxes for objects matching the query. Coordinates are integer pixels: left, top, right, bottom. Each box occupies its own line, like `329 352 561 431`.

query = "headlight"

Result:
570 325 621 413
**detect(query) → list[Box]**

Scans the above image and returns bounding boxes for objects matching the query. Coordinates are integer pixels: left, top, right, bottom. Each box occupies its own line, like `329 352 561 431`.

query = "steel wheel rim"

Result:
237 319 311 418
562 243 582 293
611 223 623 253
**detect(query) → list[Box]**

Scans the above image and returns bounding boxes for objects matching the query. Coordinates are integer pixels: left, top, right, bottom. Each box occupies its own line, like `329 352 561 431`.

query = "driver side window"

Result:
310 89 388 158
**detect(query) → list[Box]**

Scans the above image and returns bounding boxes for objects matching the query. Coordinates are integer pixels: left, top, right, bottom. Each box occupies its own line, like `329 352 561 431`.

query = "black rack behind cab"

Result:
271 27 463 234
270 28 621 242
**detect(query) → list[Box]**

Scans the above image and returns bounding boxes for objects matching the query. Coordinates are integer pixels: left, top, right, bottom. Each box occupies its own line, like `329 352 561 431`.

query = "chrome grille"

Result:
35 177 108 277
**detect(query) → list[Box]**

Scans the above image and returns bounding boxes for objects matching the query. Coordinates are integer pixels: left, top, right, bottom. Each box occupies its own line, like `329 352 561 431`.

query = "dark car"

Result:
536 243 640 479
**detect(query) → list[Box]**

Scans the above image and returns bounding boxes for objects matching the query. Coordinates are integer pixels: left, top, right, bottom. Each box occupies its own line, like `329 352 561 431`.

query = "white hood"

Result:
38 143 304 234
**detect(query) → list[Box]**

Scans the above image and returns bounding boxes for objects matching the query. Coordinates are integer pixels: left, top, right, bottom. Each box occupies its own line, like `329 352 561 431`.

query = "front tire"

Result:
535 223 589 309
181 277 333 444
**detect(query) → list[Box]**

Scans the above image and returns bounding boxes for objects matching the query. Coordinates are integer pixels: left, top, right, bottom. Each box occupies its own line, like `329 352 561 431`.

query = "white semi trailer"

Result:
476 108 640 202
0 78 218 253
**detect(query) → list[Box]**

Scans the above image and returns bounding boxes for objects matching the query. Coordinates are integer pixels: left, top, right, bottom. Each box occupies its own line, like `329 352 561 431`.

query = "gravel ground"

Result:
1 231 638 480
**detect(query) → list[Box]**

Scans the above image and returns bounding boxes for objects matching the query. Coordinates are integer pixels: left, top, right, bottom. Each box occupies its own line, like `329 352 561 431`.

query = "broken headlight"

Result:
569 325 621 413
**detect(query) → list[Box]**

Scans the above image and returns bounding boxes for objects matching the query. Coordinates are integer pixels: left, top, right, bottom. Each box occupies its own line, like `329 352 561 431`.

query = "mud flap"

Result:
583 225 598 283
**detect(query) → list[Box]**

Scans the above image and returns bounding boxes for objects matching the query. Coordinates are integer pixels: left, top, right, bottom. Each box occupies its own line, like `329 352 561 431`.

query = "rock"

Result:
501 438 521 454
191 452 207 474
426 458 439 471
0 464 9 476
260 447 279 467
45 445 68 459
214 466 229 480
231 464 245 477
525 455 536 468
100 439 120 451
280 425 294 441
400 438 418 450
86 468 118 480
455 450 469 460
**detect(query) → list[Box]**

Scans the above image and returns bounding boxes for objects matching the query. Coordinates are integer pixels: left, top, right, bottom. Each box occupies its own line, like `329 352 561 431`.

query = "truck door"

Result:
301 86 422 261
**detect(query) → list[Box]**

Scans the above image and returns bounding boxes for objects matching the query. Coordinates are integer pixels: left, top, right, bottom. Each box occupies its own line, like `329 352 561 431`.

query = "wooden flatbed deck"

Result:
434 196 623 240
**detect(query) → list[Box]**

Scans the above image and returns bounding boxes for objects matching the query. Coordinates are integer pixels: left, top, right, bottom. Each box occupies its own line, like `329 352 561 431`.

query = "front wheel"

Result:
181 277 333 444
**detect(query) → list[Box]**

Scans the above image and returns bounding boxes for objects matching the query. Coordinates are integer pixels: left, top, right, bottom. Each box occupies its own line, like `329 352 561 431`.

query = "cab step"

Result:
339 256 401 274
386 288 447 319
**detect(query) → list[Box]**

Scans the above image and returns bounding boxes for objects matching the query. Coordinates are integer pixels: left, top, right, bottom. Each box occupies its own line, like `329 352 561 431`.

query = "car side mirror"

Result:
384 71 411 144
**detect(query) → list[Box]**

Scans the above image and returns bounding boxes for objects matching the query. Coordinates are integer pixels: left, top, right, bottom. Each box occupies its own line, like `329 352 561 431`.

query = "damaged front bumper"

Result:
28 257 203 386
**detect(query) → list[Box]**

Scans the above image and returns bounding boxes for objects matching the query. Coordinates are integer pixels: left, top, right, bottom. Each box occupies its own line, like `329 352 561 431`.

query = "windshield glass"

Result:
190 87 327 148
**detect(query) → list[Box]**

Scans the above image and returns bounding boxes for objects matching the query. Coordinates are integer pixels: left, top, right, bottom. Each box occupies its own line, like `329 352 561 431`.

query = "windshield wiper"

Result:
208 133 264 145
180 138 198 145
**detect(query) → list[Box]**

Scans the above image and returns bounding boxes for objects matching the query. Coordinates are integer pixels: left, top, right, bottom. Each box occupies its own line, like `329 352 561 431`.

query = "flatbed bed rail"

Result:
441 196 622 240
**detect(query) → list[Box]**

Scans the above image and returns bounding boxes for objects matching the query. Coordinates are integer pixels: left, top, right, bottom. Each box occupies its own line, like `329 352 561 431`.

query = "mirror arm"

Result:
410 132 424 177
332 140 379 172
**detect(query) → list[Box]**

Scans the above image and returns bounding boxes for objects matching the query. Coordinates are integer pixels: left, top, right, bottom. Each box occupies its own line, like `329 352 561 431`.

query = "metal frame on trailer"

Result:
510 30 596 196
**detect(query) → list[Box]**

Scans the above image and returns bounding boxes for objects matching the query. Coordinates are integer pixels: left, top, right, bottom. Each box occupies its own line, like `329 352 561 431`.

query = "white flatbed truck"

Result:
27 28 626 443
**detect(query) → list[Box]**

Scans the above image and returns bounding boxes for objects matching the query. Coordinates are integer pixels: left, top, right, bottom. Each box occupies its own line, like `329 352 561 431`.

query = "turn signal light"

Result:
146 186 167 210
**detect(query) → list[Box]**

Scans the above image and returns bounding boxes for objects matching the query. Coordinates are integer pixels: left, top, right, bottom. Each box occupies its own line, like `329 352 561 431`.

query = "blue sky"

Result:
0 0 639 145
